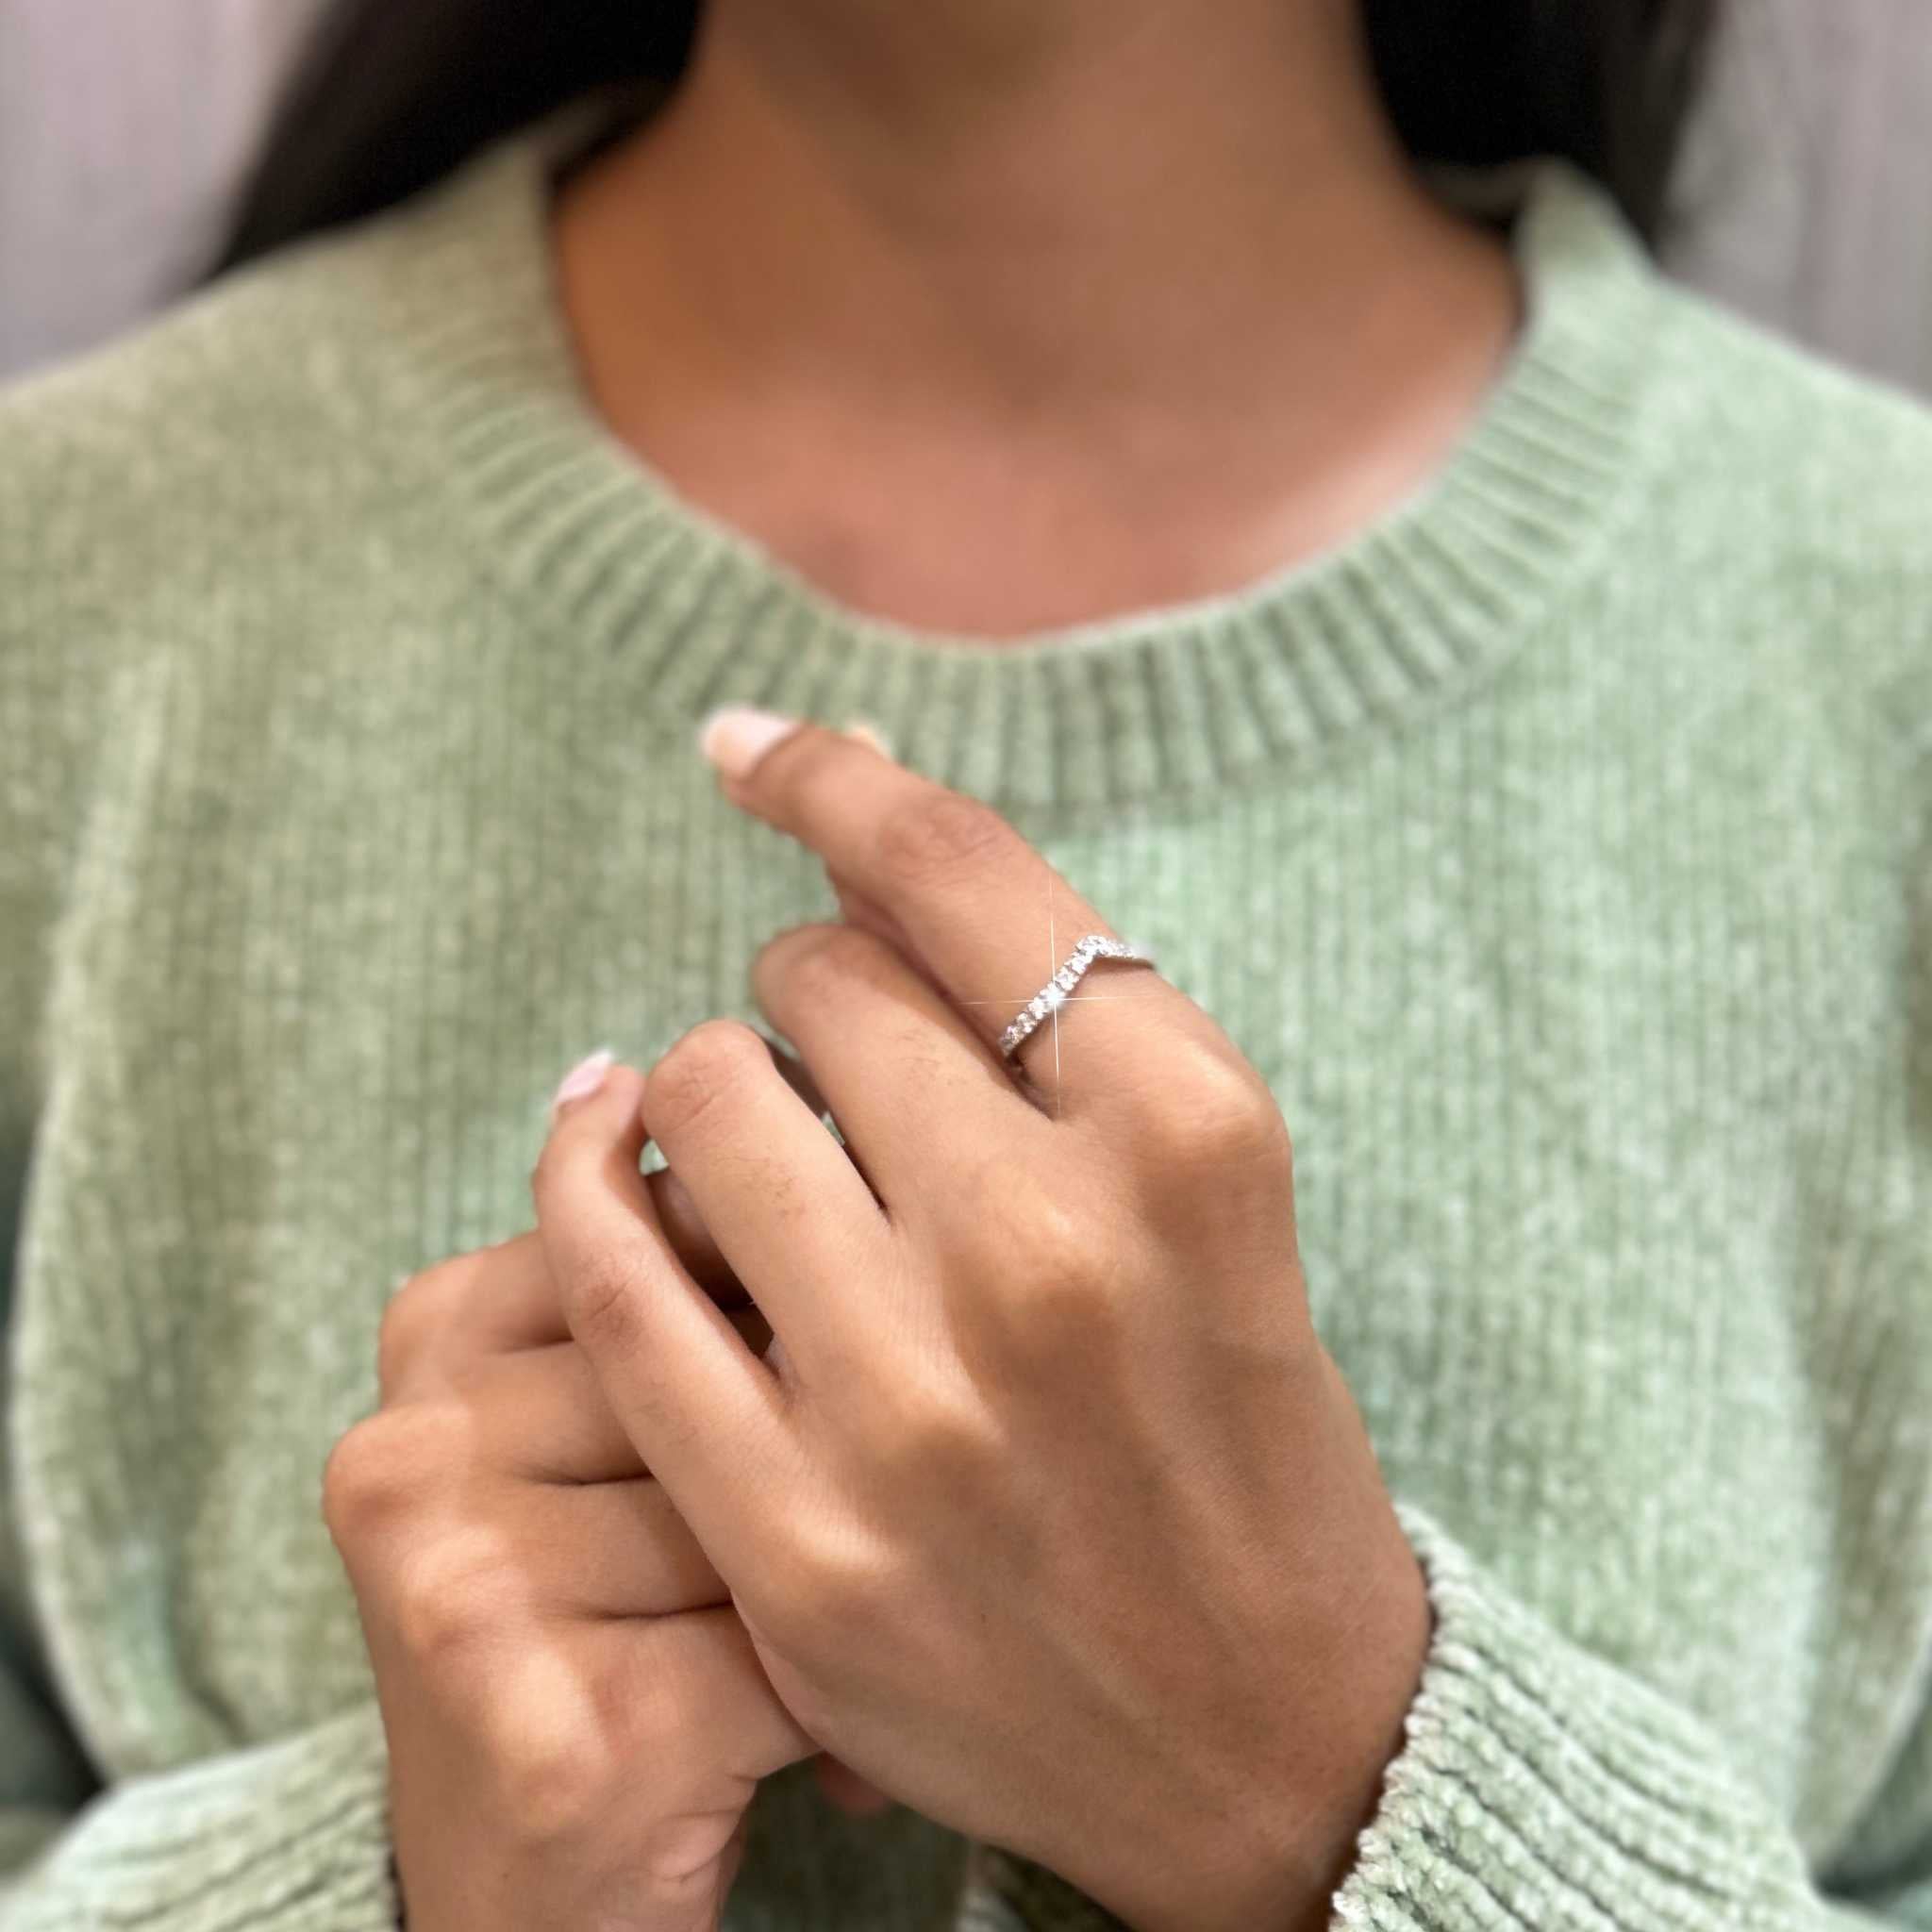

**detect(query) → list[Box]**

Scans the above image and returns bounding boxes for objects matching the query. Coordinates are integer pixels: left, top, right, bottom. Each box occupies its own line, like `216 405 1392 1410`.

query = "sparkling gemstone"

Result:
1042 984 1066 1010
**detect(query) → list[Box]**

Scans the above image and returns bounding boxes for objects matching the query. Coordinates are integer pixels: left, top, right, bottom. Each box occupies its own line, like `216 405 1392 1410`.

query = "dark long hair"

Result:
192 0 1720 288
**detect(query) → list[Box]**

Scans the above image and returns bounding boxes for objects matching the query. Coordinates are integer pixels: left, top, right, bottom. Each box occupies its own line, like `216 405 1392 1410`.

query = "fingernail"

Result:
841 716 893 758
697 705 802 779
550 1046 615 1118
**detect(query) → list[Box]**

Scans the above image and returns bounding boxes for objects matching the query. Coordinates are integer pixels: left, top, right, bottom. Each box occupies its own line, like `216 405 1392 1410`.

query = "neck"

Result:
552 0 1525 637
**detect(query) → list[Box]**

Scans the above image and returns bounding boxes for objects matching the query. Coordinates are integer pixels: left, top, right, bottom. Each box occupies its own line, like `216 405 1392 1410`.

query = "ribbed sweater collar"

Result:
379 92 1673 809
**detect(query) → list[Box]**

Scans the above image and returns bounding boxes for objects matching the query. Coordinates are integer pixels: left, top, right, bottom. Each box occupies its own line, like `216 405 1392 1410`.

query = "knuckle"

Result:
886 1363 1002 1484
643 1018 769 1141
486 1646 618 1842
322 1409 438 1541
527 1131 563 1210
959 1181 1119 1364
493 1737 599 1849
556 1239 645 1357
872 787 1017 891
319 1430 377 1541
1008 1257 1116 1348
995 1185 1101 1307
756 921 879 997
767 1517 897 1650
1013 1189 1102 1293
1133 1045 1287 1173
375 1260 465 1397
324 1402 477 1543
391 1522 512 1665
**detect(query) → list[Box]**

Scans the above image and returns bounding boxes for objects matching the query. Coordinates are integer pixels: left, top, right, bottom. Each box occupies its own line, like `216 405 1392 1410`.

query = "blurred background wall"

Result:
0 0 320 379
1 0 1928 398
1660 0 1932 400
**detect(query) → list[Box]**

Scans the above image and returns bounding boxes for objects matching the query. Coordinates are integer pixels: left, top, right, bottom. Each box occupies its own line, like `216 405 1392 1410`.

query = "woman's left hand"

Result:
530 714 1432 1932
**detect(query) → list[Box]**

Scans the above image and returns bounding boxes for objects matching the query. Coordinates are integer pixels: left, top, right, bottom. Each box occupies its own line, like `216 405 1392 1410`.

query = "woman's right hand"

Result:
322 1223 818 1932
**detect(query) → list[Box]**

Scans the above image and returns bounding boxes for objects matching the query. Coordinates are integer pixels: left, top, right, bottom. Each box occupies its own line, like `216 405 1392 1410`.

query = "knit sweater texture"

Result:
3 90 1931 1932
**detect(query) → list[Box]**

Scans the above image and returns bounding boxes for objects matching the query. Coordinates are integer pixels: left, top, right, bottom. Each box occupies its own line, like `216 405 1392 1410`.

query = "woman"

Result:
3 1 1929 1927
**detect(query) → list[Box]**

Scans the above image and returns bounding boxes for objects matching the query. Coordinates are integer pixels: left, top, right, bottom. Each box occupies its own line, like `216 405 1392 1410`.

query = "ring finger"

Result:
712 721 1202 1121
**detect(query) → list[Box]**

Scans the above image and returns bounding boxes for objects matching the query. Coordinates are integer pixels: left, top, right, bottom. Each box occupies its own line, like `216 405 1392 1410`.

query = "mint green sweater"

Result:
4 91 1931 1931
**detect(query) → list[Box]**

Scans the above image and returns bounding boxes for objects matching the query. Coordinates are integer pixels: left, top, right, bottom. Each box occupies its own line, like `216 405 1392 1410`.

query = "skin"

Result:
552 0 1524 639
340 716 1435 1928
323 1229 813 1931
323 1039 894 1916
339 2 1518 1918
527 720 1435 1931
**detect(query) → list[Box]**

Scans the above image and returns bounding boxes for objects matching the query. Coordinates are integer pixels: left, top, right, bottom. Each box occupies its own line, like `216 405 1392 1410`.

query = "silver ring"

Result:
997 935 1158 1060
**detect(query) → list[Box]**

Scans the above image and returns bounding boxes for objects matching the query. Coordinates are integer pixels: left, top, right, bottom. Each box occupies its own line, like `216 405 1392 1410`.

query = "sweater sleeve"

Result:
0 371 408 1932
0 1148 402 1928
0 957 401 1928
0 1697 402 1929
958 1497 1932 1931
1 1263 398 1924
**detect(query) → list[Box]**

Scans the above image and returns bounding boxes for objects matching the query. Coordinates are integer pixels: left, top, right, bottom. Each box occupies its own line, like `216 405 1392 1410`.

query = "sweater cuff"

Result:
3 1699 399 1929
962 1499 1822 1932
1328 1497 1815 1930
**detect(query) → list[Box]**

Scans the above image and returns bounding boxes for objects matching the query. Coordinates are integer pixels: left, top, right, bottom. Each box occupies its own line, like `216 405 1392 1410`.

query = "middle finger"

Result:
708 719 1202 1119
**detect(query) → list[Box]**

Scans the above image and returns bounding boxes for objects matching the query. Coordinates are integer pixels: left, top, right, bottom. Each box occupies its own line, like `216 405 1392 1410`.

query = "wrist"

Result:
1119 1532 1433 1932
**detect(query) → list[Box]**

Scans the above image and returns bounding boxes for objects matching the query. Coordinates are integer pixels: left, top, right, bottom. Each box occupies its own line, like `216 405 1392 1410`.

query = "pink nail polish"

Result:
550 1047 615 1116
697 705 803 779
